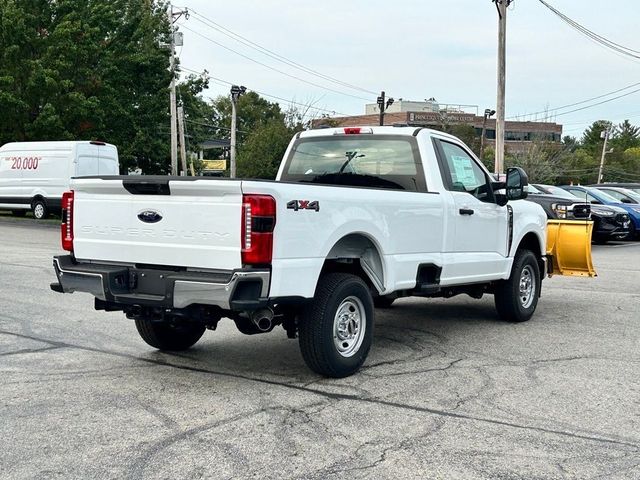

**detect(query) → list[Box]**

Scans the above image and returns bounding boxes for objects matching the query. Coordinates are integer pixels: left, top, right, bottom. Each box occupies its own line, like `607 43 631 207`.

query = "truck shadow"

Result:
147 296 504 382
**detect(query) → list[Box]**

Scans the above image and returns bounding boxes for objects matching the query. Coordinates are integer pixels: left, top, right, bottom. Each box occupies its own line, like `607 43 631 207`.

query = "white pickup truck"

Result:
51 126 551 377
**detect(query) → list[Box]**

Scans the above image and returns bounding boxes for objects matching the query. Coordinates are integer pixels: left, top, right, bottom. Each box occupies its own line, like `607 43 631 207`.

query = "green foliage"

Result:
561 120 640 183
505 141 570 184
236 119 293 179
580 120 612 155
0 0 212 174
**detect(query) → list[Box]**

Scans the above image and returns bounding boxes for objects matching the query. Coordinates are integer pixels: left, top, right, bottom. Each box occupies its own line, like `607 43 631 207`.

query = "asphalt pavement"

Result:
1 217 639 479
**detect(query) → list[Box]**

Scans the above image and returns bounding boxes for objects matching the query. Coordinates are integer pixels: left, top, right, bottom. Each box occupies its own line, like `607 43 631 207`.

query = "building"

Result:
319 100 563 153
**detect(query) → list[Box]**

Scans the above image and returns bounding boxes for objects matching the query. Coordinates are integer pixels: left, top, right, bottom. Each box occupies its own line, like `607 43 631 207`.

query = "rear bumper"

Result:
51 255 270 310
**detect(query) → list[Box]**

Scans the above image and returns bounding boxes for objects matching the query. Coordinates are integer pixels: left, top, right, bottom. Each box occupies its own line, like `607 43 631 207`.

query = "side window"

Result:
569 189 598 204
436 140 491 201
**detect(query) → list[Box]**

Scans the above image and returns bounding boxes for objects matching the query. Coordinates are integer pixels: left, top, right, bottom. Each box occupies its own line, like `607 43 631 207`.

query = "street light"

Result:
230 85 246 178
480 108 496 160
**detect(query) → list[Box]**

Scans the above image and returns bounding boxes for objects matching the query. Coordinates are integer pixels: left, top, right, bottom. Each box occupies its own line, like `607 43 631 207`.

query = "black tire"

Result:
134 318 206 351
298 273 374 378
11 210 27 217
374 295 396 309
494 249 541 323
592 235 608 245
31 199 48 220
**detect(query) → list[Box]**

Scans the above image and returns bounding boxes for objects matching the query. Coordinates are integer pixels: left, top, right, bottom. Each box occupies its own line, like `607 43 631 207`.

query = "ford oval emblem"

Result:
137 210 163 224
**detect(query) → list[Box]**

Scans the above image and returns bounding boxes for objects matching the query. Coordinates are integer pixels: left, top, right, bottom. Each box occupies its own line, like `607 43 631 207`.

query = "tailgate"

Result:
71 177 243 270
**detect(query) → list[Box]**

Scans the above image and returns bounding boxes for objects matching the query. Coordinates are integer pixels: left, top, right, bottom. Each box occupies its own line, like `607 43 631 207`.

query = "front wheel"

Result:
298 273 374 378
494 249 541 322
134 318 206 351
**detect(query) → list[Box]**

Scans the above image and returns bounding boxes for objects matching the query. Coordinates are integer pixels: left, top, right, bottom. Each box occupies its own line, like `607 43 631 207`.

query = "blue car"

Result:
562 185 640 238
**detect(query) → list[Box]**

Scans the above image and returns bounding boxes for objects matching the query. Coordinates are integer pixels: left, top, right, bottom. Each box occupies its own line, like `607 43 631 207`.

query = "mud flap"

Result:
546 220 596 277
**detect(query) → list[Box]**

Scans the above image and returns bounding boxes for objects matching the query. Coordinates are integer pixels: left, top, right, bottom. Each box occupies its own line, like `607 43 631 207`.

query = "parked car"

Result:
51 126 582 378
0 141 119 219
534 184 632 243
591 186 640 205
561 185 640 239
589 183 640 195
525 184 591 220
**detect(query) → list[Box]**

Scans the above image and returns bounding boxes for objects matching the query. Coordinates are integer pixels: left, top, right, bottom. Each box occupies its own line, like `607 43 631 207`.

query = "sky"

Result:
175 0 640 138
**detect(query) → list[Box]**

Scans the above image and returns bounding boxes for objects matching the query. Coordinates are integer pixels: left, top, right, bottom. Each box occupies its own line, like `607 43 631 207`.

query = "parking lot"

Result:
1 217 639 479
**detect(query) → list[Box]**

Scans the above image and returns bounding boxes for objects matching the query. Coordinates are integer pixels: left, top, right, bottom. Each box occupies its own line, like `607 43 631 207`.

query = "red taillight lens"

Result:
241 194 276 265
61 191 74 251
344 127 361 134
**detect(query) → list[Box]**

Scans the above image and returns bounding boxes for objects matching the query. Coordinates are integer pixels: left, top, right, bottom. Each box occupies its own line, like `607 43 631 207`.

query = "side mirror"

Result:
621 198 633 204
506 167 529 201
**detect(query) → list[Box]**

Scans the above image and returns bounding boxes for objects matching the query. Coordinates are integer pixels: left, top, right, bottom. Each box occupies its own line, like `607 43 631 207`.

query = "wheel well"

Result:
517 232 542 258
31 195 45 207
322 234 384 294
516 232 545 273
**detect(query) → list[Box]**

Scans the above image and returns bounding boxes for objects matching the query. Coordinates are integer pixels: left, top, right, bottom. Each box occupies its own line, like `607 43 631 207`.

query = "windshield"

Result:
604 188 640 203
525 184 545 194
534 185 577 200
281 136 424 191
587 188 622 203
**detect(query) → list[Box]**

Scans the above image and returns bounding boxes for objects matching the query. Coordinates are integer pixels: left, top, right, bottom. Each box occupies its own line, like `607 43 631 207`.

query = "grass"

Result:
0 210 60 225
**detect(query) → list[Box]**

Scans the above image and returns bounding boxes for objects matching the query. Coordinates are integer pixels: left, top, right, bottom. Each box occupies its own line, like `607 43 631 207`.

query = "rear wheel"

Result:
494 249 540 322
134 318 205 351
298 273 374 378
32 199 48 220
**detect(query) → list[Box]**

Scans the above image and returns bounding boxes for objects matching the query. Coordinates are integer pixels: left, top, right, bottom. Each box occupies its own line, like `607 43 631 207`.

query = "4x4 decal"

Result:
287 200 319 212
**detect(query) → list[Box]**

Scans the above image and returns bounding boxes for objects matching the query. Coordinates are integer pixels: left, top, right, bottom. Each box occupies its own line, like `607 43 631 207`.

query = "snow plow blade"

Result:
546 220 596 277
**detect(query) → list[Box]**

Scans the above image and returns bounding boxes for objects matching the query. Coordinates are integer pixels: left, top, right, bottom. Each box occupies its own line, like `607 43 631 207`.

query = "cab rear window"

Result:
280 135 426 191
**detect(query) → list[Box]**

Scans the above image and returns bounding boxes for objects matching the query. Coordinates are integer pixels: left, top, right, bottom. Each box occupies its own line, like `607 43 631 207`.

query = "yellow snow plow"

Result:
546 220 596 277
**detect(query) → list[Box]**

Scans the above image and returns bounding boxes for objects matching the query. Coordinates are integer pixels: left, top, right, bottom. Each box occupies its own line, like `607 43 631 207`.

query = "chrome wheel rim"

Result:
519 265 535 309
34 203 44 219
333 296 366 358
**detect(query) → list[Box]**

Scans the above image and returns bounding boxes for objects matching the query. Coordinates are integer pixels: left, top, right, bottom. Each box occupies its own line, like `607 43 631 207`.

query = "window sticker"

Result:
450 155 477 187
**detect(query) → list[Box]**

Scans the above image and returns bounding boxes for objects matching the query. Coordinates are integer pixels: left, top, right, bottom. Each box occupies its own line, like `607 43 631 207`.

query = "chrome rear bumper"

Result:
51 255 270 310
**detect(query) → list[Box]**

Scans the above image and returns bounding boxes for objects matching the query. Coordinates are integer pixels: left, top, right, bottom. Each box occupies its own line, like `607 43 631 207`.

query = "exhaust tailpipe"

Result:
251 308 274 332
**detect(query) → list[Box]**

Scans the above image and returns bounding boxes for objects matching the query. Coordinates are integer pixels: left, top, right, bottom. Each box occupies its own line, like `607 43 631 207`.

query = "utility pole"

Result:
177 105 188 175
166 3 188 175
494 0 511 175
377 91 395 126
229 85 246 179
168 4 178 175
480 108 496 160
597 128 612 184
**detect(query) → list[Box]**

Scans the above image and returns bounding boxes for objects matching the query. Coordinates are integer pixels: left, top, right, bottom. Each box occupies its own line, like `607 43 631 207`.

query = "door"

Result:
433 138 508 281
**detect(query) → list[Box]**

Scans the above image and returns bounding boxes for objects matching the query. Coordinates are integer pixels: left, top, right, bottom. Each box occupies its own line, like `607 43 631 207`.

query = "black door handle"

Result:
459 208 474 215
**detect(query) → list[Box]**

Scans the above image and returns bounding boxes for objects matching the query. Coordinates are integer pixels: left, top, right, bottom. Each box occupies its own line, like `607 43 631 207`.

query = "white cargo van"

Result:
0 141 119 219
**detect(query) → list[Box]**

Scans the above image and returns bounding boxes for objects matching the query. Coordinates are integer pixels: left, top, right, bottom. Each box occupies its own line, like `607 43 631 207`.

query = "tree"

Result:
612 120 640 152
236 119 293 179
504 140 570 184
0 0 211 174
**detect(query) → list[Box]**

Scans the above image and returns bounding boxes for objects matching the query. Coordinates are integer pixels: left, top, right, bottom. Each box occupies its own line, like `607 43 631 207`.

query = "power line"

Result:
186 10 379 97
551 87 640 118
179 23 374 102
508 80 640 120
181 66 351 116
537 0 640 61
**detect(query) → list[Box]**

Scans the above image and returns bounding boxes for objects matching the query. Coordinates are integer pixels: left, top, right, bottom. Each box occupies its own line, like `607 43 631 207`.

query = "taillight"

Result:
61 191 74 251
241 194 276 265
